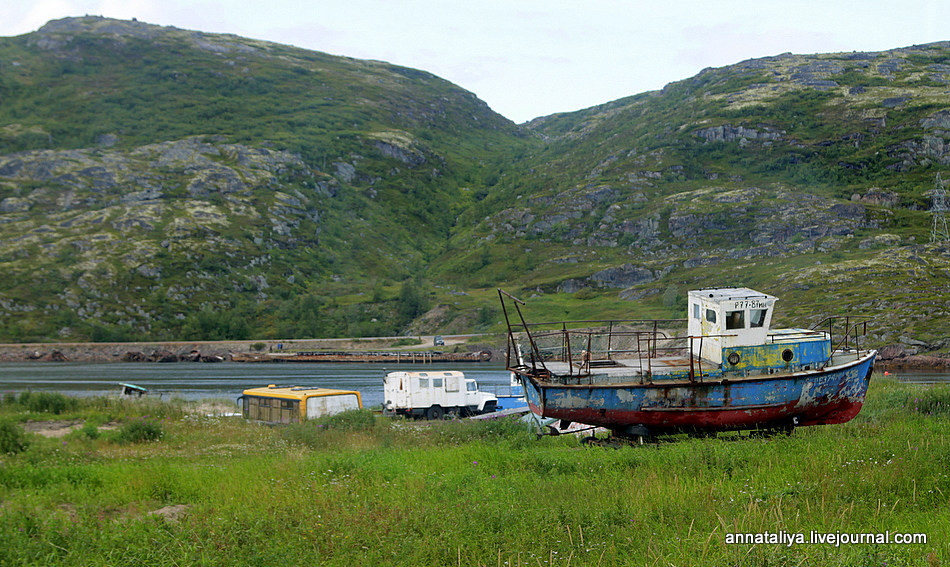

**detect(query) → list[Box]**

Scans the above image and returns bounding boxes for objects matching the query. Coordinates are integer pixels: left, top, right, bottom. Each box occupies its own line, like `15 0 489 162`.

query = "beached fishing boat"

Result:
499 287 876 441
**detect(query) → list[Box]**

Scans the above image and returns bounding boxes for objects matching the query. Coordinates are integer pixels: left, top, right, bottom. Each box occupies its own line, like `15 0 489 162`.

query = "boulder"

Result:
122 351 148 362
851 188 900 207
921 110 950 130
590 264 655 288
694 124 783 142
878 344 907 360
149 350 179 363
557 279 587 293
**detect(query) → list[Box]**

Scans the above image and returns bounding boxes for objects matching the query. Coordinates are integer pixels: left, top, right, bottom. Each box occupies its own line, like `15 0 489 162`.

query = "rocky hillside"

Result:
1 17 948 358
429 45 950 356
0 16 527 342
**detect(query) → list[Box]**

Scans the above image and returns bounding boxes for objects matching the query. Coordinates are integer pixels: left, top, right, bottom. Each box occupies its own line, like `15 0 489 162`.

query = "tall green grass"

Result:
0 376 948 565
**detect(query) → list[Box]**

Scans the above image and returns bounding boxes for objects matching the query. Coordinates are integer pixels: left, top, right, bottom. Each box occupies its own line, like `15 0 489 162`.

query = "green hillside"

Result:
0 16 528 342
1 17 948 356
431 47 950 354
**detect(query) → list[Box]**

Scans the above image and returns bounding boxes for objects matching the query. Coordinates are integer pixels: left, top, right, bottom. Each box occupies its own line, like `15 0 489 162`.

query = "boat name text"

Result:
732 300 768 309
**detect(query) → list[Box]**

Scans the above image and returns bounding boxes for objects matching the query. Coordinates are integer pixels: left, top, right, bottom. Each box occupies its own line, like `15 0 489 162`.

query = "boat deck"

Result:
527 349 867 387
538 355 710 385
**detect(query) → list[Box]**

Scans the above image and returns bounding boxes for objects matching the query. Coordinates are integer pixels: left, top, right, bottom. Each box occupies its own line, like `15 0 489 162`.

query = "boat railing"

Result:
766 330 827 343
531 327 685 377
499 287 688 379
811 315 873 368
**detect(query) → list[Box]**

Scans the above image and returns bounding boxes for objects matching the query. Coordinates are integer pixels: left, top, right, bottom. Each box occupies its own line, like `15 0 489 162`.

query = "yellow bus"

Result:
240 385 363 424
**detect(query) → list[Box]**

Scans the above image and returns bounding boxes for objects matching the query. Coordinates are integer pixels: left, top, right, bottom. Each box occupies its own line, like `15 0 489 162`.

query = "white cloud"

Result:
4 0 75 35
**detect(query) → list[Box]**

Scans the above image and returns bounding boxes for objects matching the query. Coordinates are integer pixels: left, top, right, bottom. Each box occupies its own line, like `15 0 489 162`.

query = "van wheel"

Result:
426 406 444 420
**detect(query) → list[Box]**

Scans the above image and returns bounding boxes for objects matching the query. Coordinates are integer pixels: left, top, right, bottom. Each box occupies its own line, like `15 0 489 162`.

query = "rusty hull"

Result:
516 349 876 435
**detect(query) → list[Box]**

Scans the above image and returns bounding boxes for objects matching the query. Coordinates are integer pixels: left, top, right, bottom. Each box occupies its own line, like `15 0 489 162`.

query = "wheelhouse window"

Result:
726 310 745 330
705 309 717 324
750 308 767 328
692 304 700 319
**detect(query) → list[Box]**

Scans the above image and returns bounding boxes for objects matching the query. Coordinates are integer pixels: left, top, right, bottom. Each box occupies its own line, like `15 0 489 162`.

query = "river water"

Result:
884 369 950 383
0 362 517 409
0 363 946 410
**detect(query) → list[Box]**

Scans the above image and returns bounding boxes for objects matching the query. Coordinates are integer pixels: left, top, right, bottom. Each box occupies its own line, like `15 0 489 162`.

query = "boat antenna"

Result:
497 289 546 373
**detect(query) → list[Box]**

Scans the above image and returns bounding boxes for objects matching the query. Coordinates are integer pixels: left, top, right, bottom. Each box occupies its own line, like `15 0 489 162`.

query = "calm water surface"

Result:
0 363 945 409
889 369 950 384
0 362 516 408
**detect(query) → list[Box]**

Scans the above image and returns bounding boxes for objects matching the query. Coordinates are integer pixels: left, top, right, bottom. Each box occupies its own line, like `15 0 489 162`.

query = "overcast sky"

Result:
1 0 947 123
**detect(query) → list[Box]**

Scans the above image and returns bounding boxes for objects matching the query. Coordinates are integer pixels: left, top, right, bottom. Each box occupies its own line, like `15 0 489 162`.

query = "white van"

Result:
383 370 498 419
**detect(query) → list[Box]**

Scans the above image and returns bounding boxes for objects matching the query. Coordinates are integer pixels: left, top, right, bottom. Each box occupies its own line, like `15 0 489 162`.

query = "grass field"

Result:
1 375 948 566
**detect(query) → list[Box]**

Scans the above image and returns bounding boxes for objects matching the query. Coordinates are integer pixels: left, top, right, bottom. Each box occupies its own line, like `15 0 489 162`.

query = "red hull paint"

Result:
501 286 876 436
527 398 863 432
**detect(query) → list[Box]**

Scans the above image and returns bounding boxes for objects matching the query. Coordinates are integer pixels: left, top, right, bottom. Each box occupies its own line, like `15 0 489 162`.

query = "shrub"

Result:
21 392 78 415
319 409 380 432
573 287 595 300
115 419 164 444
281 410 386 448
0 421 29 454
79 422 101 440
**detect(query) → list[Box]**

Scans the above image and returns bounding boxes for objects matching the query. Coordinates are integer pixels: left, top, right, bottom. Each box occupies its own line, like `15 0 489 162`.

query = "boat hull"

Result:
517 350 876 435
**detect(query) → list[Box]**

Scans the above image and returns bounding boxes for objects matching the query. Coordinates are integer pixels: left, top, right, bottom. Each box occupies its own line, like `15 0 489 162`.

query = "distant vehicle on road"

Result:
433 335 445 346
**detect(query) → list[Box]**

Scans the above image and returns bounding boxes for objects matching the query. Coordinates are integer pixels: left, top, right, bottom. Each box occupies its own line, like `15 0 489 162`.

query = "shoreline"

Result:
0 336 504 364
0 339 944 369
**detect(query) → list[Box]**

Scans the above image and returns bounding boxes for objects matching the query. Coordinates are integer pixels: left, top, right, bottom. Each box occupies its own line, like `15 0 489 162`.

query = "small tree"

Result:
662 286 679 308
397 278 428 324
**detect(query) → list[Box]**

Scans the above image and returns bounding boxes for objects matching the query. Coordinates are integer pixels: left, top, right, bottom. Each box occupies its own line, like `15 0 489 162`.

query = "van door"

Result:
464 379 479 406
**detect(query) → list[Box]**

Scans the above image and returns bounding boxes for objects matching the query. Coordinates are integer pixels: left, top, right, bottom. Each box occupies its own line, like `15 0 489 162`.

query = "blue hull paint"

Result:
500 286 878 436
517 351 876 434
